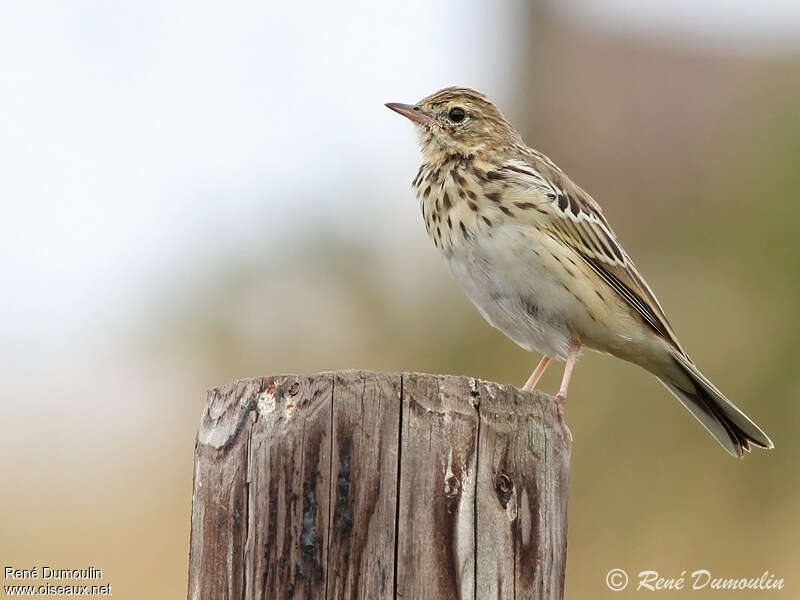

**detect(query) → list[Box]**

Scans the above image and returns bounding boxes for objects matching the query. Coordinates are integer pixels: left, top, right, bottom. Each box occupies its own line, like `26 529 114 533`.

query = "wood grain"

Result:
395 373 480 600
245 374 333 600
474 379 570 600
188 371 570 600
327 371 400 600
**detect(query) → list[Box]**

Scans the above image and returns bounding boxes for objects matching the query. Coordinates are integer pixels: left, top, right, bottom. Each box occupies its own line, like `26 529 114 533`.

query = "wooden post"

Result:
188 371 570 600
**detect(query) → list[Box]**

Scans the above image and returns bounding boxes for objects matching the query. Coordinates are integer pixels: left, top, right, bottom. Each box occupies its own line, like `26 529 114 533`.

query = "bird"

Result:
385 86 773 457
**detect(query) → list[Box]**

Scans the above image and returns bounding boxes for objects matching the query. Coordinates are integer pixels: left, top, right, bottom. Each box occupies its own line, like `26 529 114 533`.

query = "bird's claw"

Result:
551 393 573 449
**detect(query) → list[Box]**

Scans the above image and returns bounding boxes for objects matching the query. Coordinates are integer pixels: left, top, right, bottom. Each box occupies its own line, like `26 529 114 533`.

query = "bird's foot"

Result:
553 393 567 418
551 393 573 448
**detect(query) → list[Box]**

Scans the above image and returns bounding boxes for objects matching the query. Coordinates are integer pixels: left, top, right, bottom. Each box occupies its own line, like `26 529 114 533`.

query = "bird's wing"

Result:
499 156 686 356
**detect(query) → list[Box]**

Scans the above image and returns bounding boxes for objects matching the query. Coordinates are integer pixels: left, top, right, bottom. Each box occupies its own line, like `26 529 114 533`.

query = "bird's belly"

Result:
443 224 582 360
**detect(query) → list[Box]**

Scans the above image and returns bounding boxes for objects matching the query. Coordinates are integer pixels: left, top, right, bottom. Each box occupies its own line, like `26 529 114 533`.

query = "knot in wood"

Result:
496 471 514 509
444 473 460 499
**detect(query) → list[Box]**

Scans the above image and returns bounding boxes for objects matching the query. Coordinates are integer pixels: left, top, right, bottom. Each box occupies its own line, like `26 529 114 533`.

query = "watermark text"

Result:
605 568 784 592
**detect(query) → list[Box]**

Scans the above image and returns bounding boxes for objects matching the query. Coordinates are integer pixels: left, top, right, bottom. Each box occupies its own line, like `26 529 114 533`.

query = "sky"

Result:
1 0 800 359
0 0 523 357
556 0 800 55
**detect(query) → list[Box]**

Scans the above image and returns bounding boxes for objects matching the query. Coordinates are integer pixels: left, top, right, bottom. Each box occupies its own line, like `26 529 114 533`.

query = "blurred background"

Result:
2 1 799 597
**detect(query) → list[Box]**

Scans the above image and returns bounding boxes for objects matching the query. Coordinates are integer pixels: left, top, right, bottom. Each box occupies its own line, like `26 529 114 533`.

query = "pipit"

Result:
386 87 773 457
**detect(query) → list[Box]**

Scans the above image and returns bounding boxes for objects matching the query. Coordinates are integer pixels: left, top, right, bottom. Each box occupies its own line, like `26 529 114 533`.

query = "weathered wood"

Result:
188 378 260 600
474 380 570 600
395 373 479 600
327 372 400 599
188 371 570 600
244 374 333 599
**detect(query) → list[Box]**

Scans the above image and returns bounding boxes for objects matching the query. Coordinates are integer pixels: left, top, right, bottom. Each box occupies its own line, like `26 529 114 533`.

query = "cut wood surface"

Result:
188 371 570 600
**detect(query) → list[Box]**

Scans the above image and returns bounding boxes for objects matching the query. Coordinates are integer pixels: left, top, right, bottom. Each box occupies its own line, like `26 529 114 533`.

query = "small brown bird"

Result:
386 86 772 457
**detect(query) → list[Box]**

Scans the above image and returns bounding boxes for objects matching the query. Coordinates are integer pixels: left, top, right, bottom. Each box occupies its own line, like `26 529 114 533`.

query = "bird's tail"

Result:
658 350 773 457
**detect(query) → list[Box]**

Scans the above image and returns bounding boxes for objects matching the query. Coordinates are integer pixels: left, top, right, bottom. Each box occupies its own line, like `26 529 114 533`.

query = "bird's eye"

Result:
448 107 466 123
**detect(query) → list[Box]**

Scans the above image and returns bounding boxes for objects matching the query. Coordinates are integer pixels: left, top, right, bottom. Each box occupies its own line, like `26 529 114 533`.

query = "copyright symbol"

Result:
606 568 628 591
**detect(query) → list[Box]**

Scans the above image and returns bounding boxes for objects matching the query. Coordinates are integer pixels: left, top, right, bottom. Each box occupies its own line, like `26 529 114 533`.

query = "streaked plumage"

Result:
387 87 773 457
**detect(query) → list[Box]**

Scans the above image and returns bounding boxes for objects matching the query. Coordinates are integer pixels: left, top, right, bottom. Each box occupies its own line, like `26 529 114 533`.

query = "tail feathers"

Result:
659 352 773 457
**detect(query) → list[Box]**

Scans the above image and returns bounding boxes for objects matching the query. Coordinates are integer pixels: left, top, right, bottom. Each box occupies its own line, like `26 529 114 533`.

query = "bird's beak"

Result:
385 102 435 126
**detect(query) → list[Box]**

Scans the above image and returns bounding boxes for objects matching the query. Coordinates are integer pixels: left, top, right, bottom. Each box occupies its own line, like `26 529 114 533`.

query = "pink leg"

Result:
554 340 581 415
522 355 551 391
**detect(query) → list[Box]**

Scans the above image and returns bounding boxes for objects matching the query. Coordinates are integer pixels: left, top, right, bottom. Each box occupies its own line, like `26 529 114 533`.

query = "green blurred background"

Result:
1 1 798 598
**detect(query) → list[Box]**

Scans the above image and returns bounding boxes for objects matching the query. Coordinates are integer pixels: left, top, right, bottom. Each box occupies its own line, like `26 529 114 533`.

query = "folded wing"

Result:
499 157 687 357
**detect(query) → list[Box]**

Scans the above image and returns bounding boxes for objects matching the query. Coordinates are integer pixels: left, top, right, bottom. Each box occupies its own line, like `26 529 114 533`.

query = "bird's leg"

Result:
554 340 581 417
522 355 551 391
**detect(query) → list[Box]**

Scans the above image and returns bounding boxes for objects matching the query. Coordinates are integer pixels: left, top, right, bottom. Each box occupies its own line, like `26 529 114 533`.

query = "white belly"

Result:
444 223 588 361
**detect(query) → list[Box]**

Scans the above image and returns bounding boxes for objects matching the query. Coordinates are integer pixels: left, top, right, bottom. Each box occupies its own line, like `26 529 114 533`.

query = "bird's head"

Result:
386 87 521 162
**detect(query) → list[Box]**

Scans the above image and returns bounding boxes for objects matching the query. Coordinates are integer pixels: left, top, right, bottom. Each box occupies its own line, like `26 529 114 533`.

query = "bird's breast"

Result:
443 223 578 358
413 157 547 254
412 158 619 358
